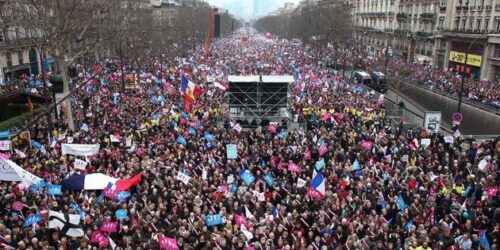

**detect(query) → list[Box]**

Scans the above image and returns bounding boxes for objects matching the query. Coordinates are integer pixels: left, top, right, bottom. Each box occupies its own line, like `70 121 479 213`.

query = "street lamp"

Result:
449 33 485 113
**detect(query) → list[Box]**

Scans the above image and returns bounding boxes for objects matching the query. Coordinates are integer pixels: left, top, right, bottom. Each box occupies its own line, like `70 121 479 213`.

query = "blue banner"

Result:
116 191 131 202
29 181 47 192
47 185 62 195
204 133 215 142
176 135 187 146
479 231 491 250
315 158 325 171
263 173 274 187
351 159 360 171
204 214 223 227
188 128 196 136
23 214 41 228
240 170 255 186
0 130 10 139
115 209 128 220
70 203 85 220
396 194 407 211
31 140 42 149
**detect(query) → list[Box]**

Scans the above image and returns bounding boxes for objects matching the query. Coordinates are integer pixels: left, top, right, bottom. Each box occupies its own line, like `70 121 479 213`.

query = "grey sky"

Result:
205 0 301 20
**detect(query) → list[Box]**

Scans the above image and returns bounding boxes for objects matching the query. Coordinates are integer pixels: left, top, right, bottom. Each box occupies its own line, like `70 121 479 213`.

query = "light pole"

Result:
450 33 485 113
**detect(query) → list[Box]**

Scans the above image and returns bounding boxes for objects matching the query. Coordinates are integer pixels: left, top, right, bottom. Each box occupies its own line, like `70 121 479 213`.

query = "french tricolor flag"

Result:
214 79 228 91
307 170 326 200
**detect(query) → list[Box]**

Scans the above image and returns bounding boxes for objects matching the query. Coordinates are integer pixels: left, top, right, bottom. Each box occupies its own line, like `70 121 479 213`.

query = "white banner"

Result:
0 157 42 184
110 135 120 143
176 172 191 185
423 111 442 133
74 159 88 170
0 140 11 151
297 178 307 188
61 144 100 156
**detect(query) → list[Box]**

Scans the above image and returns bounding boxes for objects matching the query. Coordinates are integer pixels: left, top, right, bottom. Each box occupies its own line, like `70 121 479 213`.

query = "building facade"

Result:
434 0 500 81
354 0 438 63
0 0 44 84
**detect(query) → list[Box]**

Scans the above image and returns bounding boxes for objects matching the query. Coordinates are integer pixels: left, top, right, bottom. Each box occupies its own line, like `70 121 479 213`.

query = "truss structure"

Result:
227 75 294 124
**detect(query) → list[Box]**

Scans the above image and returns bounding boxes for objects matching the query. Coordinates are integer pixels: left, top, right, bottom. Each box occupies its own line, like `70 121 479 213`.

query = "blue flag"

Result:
47 184 62 196
315 158 325 171
263 173 274 187
479 231 491 250
351 159 361 171
396 194 407 211
204 214 223 227
70 203 85 220
204 133 215 142
176 135 187 146
230 184 238 193
464 183 472 196
240 169 255 186
116 191 131 202
0 129 10 139
188 128 196 136
23 214 41 228
405 220 413 230
354 170 364 177
31 140 42 149
29 181 47 192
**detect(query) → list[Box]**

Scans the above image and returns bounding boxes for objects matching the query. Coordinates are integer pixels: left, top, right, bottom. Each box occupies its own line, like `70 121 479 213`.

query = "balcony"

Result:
439 6 447 12
496 3 500 10
420 13 435 19
415 31 433 37
396 13 407 19
485 5 492 11
0 38 40 49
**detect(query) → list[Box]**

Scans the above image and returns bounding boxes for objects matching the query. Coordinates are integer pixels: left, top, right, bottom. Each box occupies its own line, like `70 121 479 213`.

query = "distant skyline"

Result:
205 0 301 21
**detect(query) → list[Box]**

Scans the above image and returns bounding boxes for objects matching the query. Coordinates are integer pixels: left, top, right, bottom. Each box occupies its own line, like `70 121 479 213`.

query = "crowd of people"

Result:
0 29 498 250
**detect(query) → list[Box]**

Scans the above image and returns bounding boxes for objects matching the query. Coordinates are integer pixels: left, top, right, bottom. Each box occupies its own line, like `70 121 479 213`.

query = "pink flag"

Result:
321 113 330 122
267 124 277 133
361 140 373 151
0 152 10 160
307 187 324 200
179 118 188 125
90 230 109 248
131 216 138 229
288 161 302 173
100 221 119 233
486 186 497 197
11 201 24 211
270 156 277 167
234 214 249 227
277 161 283 170
318 143 328 156
159 236 179 250
304 149 311 161
218 185 228 193
103 188 119 201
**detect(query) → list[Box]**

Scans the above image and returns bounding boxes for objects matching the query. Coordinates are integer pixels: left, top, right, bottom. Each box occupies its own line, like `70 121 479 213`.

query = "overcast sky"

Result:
205 0 301 20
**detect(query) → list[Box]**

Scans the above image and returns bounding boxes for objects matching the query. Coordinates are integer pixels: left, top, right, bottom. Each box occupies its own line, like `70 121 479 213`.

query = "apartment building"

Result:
434 0 500 81
0 0 45 84
354 0 438 63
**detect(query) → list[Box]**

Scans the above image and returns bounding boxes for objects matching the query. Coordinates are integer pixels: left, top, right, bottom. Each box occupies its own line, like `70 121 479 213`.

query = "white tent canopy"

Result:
228 75 260 83
261 75 295 83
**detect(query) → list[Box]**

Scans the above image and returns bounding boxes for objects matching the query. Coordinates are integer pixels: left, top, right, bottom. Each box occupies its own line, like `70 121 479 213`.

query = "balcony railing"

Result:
415 31 433 37
0 38 40 48
420 13 435 19
439 6 447 12
396 13 407 19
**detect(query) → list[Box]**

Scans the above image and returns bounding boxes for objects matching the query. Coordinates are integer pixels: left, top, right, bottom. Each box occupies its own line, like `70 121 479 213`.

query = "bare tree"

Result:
15 0 118 131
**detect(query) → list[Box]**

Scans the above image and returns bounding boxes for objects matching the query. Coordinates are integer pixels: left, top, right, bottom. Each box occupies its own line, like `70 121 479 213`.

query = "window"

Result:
6 53 12 67
469 19 474 30
485 18 490 30
462 18 467 30
495 17 500 32
494 45 500 57
455 17 460 29
477 18 481 30
18 51 23 65
439 17 445 29
0 30 4 42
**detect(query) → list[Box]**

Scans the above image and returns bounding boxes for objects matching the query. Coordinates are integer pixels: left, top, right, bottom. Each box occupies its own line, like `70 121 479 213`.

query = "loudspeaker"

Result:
214 14 221 38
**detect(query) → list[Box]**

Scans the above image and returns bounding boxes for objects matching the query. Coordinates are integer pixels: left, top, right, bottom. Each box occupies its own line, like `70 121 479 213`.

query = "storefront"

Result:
447 41 483 79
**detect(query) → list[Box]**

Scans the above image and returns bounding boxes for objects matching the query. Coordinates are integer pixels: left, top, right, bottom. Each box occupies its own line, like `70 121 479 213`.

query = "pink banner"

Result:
90 230 109 248
304 149 311 161
321 113 330 122
270 156 277 167
103 188 119 201
267 124 277 134
234 214 248 227
287 162 301 173
361 140 373 151
318 143 328 156
11 201 24 211
159 236 179 250
277 161 283 170
100 221 118 233
307 187 324 200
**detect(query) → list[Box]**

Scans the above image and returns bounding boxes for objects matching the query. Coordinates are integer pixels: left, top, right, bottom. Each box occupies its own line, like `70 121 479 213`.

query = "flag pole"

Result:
204 8 216 60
